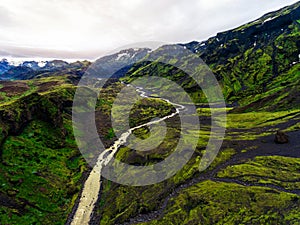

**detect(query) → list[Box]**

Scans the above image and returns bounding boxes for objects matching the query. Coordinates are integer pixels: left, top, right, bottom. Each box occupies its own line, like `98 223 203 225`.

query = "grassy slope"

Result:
142 180 300 225
121 2 300 110
0 77 89 224
0 119 87 224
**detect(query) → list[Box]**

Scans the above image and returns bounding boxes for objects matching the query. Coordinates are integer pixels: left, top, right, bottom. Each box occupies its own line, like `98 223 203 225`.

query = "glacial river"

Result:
70 86 185 225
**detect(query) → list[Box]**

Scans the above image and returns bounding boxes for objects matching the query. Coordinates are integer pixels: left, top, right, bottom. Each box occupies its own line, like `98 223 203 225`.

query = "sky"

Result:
0 0 299 60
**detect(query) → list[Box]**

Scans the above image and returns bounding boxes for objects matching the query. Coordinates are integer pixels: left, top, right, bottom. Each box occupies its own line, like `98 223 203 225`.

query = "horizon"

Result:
0 0 299 61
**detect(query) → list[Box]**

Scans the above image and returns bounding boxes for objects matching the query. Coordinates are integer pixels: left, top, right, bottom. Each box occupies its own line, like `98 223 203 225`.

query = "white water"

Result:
71 86 185 225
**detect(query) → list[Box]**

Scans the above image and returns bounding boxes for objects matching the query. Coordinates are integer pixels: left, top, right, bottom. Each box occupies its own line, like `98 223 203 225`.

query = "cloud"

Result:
0 0 299 58
0 6 17 27
0 44 104 59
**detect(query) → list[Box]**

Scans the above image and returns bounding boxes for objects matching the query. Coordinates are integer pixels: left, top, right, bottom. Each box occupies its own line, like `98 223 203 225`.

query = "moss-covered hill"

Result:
0 76 88 224
0 75 117 224
122 1 300 110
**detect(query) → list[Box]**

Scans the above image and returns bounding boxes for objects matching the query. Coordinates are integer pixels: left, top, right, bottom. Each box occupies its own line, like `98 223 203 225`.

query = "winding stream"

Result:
70 86 185 225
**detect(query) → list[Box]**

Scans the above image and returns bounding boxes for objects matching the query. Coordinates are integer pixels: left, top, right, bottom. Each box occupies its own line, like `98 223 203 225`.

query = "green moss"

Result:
143 180 300 225
227 110 300 129
0 117 87 224
217 156 300 190
105 128 116 140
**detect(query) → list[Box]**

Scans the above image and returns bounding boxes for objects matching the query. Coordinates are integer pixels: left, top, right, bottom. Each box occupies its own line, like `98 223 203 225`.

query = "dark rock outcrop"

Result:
274 130 289 144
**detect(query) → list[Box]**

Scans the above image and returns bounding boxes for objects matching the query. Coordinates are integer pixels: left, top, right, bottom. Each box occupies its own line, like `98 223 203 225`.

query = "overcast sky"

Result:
0 0 299 59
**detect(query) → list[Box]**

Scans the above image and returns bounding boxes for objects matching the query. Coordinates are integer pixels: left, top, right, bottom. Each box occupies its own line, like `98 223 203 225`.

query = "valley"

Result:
0 1 300 225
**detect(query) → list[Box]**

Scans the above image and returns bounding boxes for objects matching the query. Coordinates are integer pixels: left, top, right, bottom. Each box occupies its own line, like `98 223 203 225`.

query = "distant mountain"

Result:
43 60 69 70
0 58 48 80
87 48 151 78
1 65 35 80
0 48 151 80
21 61 41 70
0 59 11 75
0 59 91 80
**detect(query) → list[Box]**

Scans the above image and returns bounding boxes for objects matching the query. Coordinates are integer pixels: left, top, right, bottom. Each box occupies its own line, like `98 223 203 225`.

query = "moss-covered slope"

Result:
122 1 300 110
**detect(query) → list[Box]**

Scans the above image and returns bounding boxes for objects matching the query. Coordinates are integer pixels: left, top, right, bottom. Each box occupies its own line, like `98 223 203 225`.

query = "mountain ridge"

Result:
120 0 300 109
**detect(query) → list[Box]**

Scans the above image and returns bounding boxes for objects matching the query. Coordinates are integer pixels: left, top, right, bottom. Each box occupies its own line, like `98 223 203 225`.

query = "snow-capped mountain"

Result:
88 48 151 78
0 59 11 75
0 58 91 80
21 61 41 70
0 48 151 80
0 58 50 76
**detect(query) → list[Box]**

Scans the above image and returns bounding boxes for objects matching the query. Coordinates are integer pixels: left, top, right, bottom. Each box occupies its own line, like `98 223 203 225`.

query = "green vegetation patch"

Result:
217 156 300 190
0 118 87 224
142 180 300 225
